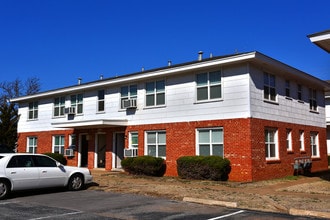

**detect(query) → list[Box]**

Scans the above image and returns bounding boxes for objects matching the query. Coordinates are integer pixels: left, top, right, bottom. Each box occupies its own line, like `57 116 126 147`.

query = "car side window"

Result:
7 155 34 168
33 155 57 167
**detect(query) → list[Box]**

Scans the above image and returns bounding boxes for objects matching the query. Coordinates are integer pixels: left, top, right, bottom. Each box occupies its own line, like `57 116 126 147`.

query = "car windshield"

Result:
0 156 4 160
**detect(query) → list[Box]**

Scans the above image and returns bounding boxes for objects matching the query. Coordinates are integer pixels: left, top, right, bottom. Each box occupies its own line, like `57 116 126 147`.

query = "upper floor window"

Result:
145 131 166 158
27 137 37 153
146 80 165 107
196 71 221 101
53 135 65 154
98 90 105 112
54 97 65 117
28 101 38 120
197 128 223 156
285 80 291 98
265 128 278 160
263 73 276 101
121 85 137 109
71 94 83 114
310 132 319 157
309 89 317 111
297 84 303 101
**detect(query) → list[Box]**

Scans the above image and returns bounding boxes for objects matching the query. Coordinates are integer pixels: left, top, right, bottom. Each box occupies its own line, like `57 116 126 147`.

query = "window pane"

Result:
156 93 165 105
146 82 154 94
197 73 207 86
199 130 209 143
158 145 166 157
147 133 156 143
156 80 165 92
212 129 223 142
77 104 83 113
146 94 155 106
98 90 104 99
158 132 166 144
148 145 156 156
269 75 275 87
197 87 208 100
131 133 138 145
264 73 269 85
130 85 137 96
212 144 223 156
209 71 221 84
269 144 276 157
199 144 210 156
98 101 104 111
121 86 128 97
210 85 221 99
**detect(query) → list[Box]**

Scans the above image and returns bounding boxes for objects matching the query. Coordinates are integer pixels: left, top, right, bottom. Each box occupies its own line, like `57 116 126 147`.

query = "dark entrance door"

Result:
81 135 88 167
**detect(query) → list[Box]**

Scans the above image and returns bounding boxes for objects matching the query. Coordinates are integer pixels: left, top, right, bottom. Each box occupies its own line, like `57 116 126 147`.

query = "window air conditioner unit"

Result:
124 148 138 157
122 99 137 109
64 149 74 157
65 107 76 115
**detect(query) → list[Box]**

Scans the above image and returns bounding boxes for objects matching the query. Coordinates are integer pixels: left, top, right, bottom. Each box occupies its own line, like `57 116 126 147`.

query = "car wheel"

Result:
68 174 84 191
0 180 9 200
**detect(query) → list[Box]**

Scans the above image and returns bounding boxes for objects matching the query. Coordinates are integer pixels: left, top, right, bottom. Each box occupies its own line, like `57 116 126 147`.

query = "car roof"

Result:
0 153 45 157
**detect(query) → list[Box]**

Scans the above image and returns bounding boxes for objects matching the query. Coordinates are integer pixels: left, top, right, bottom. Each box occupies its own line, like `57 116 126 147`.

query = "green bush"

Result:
177 156 231 181
44 152 67 165
121 156 166 177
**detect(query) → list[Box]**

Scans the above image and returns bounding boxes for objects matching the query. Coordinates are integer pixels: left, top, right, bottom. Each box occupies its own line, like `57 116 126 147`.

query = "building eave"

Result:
308 30 330 53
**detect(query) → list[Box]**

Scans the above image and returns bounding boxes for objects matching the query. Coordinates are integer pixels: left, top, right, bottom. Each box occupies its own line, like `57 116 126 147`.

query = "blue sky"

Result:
0 0 329 92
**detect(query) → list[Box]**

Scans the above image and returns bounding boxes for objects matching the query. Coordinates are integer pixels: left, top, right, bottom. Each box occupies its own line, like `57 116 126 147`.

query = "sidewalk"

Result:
89 169 330 219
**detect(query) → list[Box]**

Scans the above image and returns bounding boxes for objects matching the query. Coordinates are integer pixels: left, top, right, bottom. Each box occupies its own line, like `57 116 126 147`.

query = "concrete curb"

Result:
182 197 237 208
289 208 330 219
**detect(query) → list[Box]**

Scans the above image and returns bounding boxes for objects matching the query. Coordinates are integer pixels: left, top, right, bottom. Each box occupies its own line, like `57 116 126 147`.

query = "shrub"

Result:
121 156 166 177
177 156 231 181
44 152 67 165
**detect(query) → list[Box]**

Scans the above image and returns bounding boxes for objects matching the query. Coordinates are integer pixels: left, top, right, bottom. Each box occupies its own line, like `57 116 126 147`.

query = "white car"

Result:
0 153 93 199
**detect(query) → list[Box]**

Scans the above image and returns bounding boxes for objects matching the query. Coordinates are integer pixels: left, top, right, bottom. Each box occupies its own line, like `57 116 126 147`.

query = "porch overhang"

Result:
51 119 128 129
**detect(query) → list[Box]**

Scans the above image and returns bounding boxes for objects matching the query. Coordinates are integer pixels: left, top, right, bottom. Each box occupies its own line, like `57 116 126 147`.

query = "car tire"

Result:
0 179 10 200
67 174 84 191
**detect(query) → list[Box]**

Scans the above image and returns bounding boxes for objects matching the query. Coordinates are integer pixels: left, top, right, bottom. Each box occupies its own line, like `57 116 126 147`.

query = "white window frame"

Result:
53 135 65 154
196 70 222 102
121 85 137 109
27 137 37 153
265 128 279 160
299 130 305 151
71 94 83 114
196 127 224 157
97 90 105 112
28 101 38 120
69 134 76 149
310 132 319 158
263 72 277 102
297 84 303 101
129 132 138 149
53 96 66 117
145 131 166 158
285 80 291 98
145 80 165 107
286 129 292 151
309 89 317 112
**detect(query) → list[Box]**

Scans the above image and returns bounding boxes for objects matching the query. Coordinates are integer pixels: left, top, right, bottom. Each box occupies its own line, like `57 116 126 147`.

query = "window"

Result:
146 131 166 158
69 134 76 149
285 80 291 97
34 155 57 167
130 132 138 149
146 80 165 107
7 155 34 168
197 128 223 156
71 94 83 114
299 130 305 151
54 96 65 117
121 85 137 108
286 129 292 151
27 137 37 153
265 128 278 160
309 89 317 111
297 84 302 101
98 90 105 112
28 101 38 120
310 132 319 157
264 73 276 101
53 135 65 154
196 71 221 101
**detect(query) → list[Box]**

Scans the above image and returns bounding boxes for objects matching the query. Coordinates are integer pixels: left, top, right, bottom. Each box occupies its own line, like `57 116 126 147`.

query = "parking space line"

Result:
29 211 83 220
207 210 245 220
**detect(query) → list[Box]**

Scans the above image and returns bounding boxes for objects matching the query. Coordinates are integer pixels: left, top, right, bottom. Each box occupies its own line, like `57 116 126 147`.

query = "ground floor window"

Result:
286 129 292 151
265 128 278 160
196 128 223 156
145 131 166 158
53 135 65 154
299 130 305 151
310 132 319 157
27 137 37 153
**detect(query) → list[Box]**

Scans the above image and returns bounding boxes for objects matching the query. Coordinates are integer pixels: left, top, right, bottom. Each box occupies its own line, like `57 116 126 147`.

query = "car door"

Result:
33 155 67 188
5 155 39 190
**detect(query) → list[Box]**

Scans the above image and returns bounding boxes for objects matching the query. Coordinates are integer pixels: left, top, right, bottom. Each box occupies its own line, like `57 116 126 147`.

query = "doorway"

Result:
80 134 88 167
96 134 106 168
114 133 125 169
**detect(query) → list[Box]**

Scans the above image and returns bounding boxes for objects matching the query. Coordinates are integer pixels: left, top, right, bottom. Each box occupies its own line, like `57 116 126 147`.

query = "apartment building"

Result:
11 51 330 181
